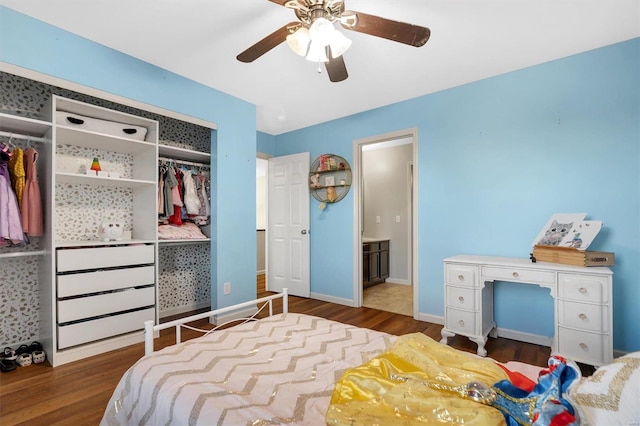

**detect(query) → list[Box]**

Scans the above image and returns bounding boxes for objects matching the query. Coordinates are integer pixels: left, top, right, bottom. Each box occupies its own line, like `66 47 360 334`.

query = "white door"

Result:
267 152 310 297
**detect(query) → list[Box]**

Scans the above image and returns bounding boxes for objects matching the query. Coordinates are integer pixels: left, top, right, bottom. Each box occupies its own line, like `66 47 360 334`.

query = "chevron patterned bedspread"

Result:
101 313 395 425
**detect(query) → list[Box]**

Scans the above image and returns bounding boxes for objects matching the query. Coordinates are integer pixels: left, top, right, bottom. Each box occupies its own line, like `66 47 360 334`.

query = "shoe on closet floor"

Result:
15 344 32 367
29 341 46 364
0 347 17 372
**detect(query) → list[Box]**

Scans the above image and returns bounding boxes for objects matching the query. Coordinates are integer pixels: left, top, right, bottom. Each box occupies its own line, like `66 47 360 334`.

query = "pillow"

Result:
569 351 640 426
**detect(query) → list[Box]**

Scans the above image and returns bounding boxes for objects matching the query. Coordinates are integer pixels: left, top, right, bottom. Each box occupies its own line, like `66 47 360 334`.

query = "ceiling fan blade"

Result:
340 11 430 47
324 47 348 82
237 22 300 63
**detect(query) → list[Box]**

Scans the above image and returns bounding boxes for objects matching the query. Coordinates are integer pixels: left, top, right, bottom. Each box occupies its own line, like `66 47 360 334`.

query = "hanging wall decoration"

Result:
309 154 352 209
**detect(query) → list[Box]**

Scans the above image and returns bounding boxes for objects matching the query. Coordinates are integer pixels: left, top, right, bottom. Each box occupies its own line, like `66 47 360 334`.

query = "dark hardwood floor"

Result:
1 274 555 425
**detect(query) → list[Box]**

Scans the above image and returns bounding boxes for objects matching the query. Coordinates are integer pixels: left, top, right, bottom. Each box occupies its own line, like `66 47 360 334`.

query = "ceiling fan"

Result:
237 0 431 82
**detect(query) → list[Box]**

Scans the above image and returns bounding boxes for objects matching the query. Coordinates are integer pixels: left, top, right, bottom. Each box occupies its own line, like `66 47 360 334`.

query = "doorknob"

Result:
301 229 307 234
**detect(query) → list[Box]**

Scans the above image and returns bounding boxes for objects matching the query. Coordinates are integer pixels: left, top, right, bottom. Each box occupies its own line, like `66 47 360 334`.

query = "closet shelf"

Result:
55 172 155 188
158 238 210 246
0 112 51 137
0 250 46 259
56 126 156 154
158 144 210 163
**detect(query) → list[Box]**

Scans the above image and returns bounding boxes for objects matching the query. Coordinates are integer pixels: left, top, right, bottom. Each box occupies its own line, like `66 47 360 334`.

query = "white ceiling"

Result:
2 1 639 135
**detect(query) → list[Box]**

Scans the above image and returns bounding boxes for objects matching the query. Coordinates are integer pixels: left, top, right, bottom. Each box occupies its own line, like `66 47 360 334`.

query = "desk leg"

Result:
440 328 455 345
470 336 488 357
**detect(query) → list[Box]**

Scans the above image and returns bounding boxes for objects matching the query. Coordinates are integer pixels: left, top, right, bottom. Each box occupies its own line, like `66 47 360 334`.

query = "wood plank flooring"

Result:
1 274 555 425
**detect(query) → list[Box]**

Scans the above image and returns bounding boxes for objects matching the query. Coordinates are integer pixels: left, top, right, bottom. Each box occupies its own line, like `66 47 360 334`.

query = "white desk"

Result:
440 255 613 366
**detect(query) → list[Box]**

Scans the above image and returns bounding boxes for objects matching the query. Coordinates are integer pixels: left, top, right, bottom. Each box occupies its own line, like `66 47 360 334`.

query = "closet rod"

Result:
0 130 47 144
158 156 210 169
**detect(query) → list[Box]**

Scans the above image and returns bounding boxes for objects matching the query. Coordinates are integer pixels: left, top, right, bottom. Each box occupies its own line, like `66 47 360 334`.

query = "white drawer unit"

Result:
445 264 478 287
558 300 608 333
58 308 155 349
558 273 608 303
57 287 155 323
57 265 154 297
57 244 154 272
446 286 477 311
445 308 478 335
441 255 613 366
55 243 157 352
481 266 555 286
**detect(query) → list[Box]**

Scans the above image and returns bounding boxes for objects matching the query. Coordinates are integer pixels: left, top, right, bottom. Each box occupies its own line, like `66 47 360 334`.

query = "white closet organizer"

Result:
46 95 159 366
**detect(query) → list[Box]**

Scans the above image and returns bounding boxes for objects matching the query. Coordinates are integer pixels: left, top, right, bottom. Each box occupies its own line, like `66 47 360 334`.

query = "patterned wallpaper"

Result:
0 71 213 347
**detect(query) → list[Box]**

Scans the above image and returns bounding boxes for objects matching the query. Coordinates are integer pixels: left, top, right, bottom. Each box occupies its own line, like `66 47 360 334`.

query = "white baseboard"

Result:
416 312 444 325
213 306 259 326
495 327 553 347
257 270 265 275
310 292 357 307
159 301 211 319
386 277 411 285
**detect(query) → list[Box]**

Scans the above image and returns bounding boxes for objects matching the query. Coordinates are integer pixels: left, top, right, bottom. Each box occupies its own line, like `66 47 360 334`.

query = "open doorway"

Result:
256 155 270 294
353 129 418 318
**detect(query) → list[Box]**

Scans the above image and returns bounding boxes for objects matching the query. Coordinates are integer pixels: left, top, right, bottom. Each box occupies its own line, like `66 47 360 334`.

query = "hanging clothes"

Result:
158 164 166 216
198 171 210 217
21 147 43 237
168 166 183 225
7 146 25 210
182 169 201 216
0 161 25 246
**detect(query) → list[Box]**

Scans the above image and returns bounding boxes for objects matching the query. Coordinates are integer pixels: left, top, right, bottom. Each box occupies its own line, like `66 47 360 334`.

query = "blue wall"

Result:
275 38 640 353
257 131 276 156
0 6 258 310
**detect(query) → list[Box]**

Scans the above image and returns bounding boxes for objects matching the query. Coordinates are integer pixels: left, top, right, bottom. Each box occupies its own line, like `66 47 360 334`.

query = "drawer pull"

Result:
578 313 587 320
458 274 464 282
579 342 589 351
458 320 465 327
458 296 465 303
579 287 587 294
512 272 519 279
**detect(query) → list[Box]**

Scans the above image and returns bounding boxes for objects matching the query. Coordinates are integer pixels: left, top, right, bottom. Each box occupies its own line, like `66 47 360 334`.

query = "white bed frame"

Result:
144 289 289 356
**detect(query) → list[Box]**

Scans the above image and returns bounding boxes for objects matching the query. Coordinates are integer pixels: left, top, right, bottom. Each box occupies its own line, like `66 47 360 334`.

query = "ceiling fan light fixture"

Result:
328 29 351 58
309 17 334 46
305 39 329 63
286 27 311 56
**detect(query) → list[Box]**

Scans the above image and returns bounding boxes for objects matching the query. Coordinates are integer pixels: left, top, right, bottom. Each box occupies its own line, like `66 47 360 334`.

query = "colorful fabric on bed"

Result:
326 333 580 426
326 333 510 425
101 313 395 425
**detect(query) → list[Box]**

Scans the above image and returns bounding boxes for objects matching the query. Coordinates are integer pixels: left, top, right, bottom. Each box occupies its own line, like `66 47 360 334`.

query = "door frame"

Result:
256 153 271 288
352 128 419 318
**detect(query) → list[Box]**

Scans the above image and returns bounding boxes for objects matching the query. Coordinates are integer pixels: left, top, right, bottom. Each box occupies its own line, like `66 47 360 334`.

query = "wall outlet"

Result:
396 215 401 223
376 216 381 223
224 282 231 295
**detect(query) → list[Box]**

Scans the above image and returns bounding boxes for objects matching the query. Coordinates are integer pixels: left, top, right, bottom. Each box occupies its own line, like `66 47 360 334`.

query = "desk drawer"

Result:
57 286 155 323
445 308 477 335
557 327 607 365
558 300 607 332
57 244 154 272
558 274 608 303
446 286 477 311
481 266 554 285
58 307 155 349
57 266 155 297
445 264 478 287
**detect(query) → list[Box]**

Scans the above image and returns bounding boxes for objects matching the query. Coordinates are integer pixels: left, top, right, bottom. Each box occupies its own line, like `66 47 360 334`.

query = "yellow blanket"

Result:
326 333 509 425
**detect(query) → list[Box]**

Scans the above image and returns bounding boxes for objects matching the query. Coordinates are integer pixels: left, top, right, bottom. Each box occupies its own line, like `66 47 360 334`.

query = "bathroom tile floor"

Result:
363 282 413 316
